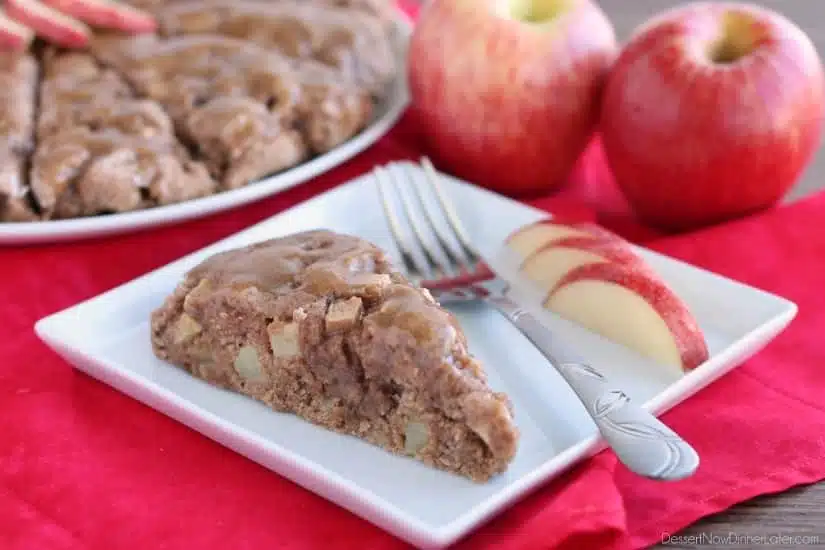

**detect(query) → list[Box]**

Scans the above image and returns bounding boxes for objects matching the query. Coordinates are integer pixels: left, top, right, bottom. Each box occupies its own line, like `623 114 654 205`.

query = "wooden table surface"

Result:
412 0 825 547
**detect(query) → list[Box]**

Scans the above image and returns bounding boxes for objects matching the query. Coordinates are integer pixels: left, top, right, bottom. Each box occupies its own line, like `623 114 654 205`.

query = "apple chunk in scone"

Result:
506 220 709 374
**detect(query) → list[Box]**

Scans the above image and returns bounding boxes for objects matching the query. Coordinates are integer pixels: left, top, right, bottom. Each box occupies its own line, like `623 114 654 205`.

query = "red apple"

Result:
408 0 617 196
547 262 710 372
601 2 825 231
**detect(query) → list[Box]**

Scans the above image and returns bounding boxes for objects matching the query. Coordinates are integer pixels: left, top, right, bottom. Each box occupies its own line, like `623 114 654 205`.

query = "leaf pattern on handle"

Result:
485 295 699 481
559 362 605 381
593 389 631 418
558 361 696 480
605 420 681 442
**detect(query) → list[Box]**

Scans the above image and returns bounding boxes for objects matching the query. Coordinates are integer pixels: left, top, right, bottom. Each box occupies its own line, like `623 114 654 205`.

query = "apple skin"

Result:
4 0 156 49
506 219 621 259
408 0 617 196
40 0 157 33
5 0 89 47
547 262 710 371
520 237 643 294
0 11 34 49
601 2 825 231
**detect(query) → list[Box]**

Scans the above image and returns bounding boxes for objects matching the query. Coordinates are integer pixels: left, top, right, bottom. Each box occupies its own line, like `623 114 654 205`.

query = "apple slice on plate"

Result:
504 218 709 373
506 219 620 260
521 237 641 296
546 262 709 374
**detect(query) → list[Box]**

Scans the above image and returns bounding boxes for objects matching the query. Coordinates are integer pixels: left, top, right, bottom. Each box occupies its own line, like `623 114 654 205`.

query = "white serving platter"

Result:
35 164 797 549
0 17 411 246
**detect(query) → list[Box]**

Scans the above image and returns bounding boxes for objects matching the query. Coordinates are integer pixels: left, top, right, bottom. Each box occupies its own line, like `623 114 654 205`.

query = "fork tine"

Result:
405 164 471 276
387 163 450 279
420 157 481 265
374 166 425 279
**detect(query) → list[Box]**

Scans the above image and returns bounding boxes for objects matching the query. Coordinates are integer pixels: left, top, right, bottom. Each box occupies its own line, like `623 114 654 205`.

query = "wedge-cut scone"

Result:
155 0 396 96
151 230 519 481
30 50 216 219
92 34 373 189
0 53 38 222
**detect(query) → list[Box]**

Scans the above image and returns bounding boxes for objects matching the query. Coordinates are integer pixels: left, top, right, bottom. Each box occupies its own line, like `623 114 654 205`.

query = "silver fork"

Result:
374 158 700 481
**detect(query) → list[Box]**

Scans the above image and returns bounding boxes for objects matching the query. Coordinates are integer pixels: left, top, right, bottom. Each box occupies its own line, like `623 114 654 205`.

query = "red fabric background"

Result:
3 2 825 549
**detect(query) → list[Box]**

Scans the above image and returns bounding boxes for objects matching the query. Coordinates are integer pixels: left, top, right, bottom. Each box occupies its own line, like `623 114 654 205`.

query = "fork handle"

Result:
487 296 700 481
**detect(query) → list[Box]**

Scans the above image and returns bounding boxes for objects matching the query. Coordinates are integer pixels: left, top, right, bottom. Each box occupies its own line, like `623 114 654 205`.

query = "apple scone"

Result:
92 34 373 190
150 230 519 481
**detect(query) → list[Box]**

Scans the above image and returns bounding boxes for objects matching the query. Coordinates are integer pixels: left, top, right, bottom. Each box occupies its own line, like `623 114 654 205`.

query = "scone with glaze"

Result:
150 230 519 482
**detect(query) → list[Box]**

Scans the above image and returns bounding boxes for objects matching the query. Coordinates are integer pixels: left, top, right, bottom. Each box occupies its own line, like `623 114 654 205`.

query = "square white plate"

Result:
35 164 797 549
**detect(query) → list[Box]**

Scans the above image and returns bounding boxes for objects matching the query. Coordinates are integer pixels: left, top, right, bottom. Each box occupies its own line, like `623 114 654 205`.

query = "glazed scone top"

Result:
154 0 396 94
187 230 464 350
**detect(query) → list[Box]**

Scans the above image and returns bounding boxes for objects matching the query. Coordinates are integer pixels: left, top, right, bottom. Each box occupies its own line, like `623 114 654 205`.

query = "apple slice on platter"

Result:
5 0 90 47
39 0 156 32
0 10 34 49
545 262 709 374
4 0 156 49
521 237 642 295
503 218 709 373
506 219 621 260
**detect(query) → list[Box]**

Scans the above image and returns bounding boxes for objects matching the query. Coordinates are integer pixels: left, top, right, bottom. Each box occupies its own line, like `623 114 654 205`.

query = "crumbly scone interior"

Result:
150 231 519 482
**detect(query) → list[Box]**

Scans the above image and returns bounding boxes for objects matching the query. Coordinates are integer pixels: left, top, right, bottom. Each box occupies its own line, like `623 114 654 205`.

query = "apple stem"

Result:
709 11 761 64
507 0 568 24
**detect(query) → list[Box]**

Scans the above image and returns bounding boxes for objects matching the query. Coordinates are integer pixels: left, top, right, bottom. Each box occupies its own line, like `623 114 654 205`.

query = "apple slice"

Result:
40 0 156 32
546 262 709 373
506 219 620 260
521 237 641 295
0 10 34 49
6 0 90 48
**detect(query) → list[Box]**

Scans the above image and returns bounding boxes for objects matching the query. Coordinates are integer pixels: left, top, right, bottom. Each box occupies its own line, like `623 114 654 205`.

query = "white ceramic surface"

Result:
35 165 797 549
0 19 411 246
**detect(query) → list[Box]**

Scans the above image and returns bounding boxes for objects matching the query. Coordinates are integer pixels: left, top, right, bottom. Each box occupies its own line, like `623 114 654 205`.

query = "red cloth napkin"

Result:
4 3 825 550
